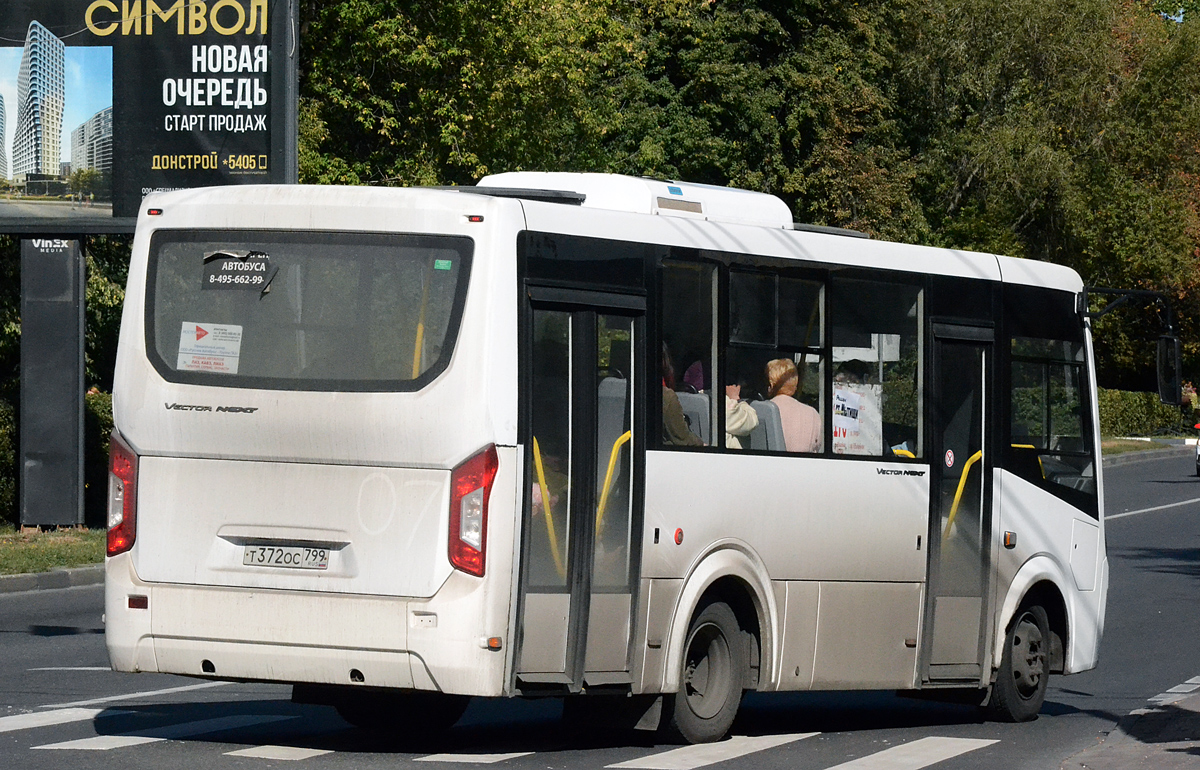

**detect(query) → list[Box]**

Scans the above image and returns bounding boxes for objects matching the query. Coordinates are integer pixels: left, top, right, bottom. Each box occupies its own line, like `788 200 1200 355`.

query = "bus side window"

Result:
726 270 824 453
829 278 923 458
658 260 716 448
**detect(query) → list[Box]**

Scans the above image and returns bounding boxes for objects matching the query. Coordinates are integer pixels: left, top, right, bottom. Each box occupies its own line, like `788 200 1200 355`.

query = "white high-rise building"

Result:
71 106 112 178
0 94 7 180
13 21 65 179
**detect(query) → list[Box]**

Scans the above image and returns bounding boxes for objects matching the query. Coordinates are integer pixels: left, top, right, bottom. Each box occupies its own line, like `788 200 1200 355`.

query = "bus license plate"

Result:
242 545 329 570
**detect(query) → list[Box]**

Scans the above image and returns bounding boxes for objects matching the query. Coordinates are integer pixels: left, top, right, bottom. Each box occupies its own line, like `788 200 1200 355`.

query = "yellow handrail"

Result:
532 437 566 579
893 448 915 458
411 262 433 378
595 431 632 536
944 449 984 539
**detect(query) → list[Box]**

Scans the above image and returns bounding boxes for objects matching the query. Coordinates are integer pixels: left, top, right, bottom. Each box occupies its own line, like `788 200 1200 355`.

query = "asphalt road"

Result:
2 452 1198 770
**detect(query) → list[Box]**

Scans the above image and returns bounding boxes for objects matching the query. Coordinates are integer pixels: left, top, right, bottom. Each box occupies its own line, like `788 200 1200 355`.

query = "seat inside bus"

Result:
747 400 786 451
597 377 629 476
676 392 710 445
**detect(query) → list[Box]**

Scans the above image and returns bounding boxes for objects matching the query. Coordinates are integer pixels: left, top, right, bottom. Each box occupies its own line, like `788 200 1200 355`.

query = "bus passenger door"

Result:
922 326 993 684
515 292 643 691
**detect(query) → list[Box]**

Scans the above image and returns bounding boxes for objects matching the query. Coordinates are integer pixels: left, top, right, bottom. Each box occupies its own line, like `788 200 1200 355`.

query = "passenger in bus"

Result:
767 358 821 453
724 383 758 449
662 343 704 446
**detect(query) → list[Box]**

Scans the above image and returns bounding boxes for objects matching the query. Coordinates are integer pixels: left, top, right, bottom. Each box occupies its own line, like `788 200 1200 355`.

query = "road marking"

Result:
1106 496 1200 521
28 667 112 672
226 745 333 760
417 752 534 763
819 737 998 770
40 680 231 709
31 714 294 750
0 707 129 734
1145 675 1200 707
606 733 817 769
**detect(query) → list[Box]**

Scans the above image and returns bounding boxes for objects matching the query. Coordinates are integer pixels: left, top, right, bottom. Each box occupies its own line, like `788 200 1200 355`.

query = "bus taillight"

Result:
449 445 498 577
107 432 139 557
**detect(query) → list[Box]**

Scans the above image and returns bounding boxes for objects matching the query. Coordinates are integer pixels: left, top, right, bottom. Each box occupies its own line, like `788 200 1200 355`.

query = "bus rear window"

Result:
146 230 472 391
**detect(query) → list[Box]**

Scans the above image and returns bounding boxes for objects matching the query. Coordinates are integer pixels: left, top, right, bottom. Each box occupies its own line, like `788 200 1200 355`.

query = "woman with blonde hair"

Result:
767 358 821 453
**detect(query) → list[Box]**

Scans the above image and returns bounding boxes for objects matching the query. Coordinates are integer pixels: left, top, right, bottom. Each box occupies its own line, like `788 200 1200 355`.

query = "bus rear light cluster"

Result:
107 432 139 557
448 445 498 577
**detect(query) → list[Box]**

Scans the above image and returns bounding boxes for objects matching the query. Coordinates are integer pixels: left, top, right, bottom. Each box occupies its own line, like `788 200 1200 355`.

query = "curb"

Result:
1102 445 1195 468
0 563 104 594
1062 691 1200 769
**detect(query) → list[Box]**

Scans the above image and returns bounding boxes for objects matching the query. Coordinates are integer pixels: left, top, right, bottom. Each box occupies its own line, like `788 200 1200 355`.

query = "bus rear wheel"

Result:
987 604 1049 722
662 601 745 744
335 691 469 737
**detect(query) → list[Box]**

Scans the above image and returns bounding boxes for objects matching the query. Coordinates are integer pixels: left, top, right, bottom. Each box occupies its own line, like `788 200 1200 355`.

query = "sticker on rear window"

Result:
434 259 453 270
177 322 243 374
202 250 277 292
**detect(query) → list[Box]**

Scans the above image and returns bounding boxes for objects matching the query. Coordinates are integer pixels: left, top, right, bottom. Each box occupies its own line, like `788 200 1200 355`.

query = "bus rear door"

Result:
514 287 644 691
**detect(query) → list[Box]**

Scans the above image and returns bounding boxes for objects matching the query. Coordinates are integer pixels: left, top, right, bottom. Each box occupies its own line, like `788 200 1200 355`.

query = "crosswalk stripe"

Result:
820 737 998 770
606 733 818 770
0 708 129 734
31 714 295 750
39 680 231 709
417 752 534 764
225 745 333 760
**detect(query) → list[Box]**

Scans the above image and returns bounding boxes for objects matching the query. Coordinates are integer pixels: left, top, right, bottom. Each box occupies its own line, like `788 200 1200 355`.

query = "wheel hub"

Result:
1010 614 1046 700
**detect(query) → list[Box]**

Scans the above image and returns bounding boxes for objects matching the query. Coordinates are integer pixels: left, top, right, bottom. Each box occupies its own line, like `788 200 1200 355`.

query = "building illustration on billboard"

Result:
0 17 112 216
0 94 7 179
13 21 65 185
71 105 112 189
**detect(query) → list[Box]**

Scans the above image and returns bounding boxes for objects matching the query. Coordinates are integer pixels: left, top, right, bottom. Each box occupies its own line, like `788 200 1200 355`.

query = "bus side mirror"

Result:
1157 335 1183 406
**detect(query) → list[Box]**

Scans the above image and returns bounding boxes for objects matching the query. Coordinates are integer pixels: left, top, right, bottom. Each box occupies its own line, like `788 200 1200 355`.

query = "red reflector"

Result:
147 208 163 216
674 528 684 545
128 595 148 610
467 215 484 223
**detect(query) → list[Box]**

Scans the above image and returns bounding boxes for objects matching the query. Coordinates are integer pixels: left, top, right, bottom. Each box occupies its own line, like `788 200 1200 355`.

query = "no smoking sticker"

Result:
945 449 955 468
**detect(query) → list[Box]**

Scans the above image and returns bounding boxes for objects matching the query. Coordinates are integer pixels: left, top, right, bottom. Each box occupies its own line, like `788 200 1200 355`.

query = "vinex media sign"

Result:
0 0 296 231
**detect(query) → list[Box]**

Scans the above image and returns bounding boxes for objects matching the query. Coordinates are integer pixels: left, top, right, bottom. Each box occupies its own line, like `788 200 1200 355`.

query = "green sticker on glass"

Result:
434 259 453 271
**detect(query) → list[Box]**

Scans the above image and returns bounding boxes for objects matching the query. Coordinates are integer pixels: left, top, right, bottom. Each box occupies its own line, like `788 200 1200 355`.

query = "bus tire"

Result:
335 691 469 736
662 601 745 744
987 604 1049 722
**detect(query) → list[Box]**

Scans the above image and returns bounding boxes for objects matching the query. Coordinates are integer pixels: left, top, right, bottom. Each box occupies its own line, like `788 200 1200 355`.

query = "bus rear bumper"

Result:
105 553 509 696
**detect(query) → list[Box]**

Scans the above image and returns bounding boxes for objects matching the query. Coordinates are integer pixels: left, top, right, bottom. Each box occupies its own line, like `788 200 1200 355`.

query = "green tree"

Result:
892 0 1200 387
69 168 102 195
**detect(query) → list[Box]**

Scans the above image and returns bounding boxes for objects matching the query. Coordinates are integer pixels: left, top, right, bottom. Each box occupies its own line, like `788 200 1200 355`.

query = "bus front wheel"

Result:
987 604 1049 722
662 601 745 744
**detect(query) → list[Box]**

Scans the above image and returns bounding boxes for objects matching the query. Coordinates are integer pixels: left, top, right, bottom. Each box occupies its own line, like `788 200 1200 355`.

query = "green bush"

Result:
1097 388 1190 437
0 399 14 526
84 390 114 529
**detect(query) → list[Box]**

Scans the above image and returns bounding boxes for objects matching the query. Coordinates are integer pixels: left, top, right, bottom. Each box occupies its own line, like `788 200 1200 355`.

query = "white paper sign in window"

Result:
177 322 243 374
832 382 882 455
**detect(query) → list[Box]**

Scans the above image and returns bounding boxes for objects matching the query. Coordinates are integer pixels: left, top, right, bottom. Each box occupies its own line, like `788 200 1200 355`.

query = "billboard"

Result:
0 0 296 232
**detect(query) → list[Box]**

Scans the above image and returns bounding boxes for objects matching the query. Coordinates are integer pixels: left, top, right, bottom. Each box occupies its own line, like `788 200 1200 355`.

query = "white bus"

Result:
107 172 1108 743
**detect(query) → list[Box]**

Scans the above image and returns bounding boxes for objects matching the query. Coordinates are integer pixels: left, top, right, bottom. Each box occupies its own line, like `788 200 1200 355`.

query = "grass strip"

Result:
0 526 105 575
1100 438 1185 456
